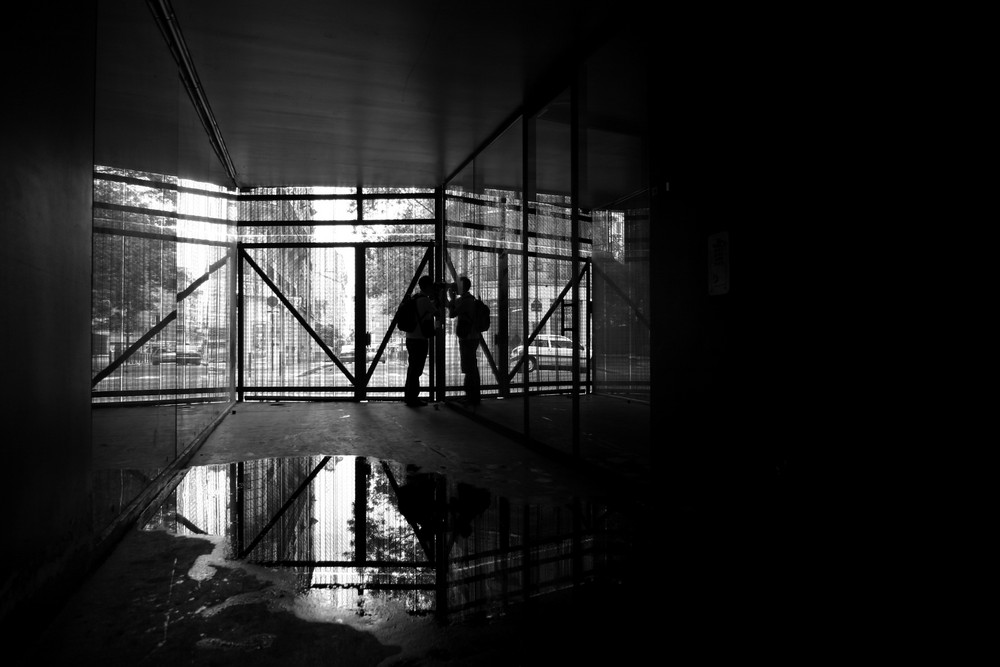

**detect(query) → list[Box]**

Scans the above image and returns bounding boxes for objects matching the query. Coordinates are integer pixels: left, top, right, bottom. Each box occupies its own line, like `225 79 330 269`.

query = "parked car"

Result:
510 334 589 373
386 338 407 362
151 344 202 365
339 343 377 364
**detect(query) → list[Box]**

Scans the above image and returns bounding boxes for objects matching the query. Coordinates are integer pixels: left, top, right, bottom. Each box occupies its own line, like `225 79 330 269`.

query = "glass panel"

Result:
444 119 522 404
91 168 237 518
93 0 183 537
528 88 576 448
585 33 650 402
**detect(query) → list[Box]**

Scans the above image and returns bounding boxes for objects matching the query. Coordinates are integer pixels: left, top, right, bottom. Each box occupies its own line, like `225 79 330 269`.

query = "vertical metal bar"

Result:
522 115 535 435
522 504 532 605
228 247 237 398
586 260 592 391
237 246 245 400
354 457 368 566
433 186 445 403
498 249 510 398
572 497 583 590
434 473 448 621
570 71 583 458
355 187 365 400
232 461 244 557
499 497 510 609
355 245 366 400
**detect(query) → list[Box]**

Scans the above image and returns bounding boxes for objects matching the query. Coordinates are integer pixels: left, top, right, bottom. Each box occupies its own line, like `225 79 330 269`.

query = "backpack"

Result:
396 295 418 333
473 295 491 332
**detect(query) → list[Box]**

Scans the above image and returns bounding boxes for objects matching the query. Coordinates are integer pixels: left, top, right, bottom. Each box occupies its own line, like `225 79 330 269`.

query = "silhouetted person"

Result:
404 275 440 407
447 275 481 406
450 482 491 538
396 472 443 529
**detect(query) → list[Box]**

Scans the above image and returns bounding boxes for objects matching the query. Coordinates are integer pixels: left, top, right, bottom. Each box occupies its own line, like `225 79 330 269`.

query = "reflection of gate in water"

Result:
238 243 433 401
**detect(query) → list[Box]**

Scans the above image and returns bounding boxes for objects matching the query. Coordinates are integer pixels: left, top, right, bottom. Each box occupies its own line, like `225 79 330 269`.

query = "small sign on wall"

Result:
708 231 729 295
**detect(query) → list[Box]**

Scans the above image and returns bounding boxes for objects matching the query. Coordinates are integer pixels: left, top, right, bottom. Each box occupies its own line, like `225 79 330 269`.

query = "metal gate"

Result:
238 243 435 401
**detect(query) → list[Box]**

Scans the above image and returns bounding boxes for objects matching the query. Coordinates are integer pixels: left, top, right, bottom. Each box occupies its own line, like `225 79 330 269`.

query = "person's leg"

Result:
405 338 428 405
459 338 480 404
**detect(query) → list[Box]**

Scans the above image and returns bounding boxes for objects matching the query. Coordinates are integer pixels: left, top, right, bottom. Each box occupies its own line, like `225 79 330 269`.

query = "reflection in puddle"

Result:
141 455 631 623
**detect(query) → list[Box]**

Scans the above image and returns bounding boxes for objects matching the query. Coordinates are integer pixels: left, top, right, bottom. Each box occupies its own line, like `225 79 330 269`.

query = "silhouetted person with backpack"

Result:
404 275 440 407
447 275 481 406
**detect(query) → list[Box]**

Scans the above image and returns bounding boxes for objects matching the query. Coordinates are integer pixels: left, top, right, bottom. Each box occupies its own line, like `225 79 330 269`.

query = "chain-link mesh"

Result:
92 167 235 405
592 206 650 399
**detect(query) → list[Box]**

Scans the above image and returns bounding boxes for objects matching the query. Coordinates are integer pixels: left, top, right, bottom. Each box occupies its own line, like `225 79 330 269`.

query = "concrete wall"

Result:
0 3 97 634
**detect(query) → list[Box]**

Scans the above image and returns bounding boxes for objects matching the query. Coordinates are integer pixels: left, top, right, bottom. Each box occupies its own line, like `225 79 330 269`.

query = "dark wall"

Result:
0 2 97 636
646 16 813 652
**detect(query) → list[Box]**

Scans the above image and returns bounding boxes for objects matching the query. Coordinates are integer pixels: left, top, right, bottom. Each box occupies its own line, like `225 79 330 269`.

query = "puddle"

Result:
140 454 635 624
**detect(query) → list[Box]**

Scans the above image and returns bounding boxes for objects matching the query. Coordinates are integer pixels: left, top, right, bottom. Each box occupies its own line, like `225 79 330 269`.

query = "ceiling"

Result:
94 0 646 197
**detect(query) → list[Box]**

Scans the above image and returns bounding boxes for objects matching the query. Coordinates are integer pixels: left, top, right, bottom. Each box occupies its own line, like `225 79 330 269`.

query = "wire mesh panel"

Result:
237 456 321 562
362 191 436 221
240 243 433 400
364 245 434 399
92 170 179 400
92 229 178 398
445 186 591 402
524 503 579 600
444 189 531 400
238 186 436 401
519 199 591 391
445 496 621 621
592 206 650 399
169 464 231 536
92 167 236 405
446 490 509 619
241 246 356 397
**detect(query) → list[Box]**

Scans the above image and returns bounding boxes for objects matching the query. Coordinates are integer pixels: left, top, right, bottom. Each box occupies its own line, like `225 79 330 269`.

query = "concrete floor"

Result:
22 396 655 666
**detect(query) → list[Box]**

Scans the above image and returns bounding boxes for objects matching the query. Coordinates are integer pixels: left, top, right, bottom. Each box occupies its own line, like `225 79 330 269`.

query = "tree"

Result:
352 188 433 300
93 169 178 336
345 461 432 610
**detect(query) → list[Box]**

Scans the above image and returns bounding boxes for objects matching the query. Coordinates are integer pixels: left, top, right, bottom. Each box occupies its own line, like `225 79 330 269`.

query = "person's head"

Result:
418 275 434 293
458 275 471 294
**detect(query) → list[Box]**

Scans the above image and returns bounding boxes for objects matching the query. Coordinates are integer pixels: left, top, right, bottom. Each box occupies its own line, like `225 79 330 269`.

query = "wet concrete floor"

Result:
22 397 656 666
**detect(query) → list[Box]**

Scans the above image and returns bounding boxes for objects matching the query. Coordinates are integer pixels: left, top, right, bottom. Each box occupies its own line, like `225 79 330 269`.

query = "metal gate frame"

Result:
237 243 435 402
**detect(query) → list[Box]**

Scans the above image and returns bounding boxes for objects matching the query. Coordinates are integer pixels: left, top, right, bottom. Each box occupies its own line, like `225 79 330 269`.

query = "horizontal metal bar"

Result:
237 218 434 227
94 225 232 248
94 201 229 226
238 241 434 249
252 560 435 568
237 191 434 202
